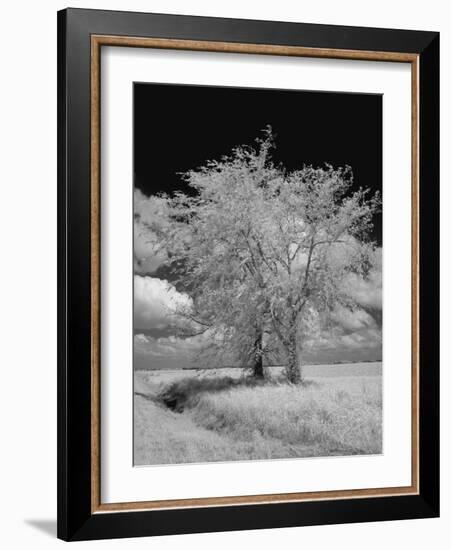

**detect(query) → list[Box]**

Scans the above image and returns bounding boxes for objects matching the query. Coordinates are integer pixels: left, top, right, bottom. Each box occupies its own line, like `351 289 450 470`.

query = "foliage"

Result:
148 128 380 382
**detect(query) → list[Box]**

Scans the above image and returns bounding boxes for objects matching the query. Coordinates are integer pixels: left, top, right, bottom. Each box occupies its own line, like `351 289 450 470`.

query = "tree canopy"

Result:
146 128 380 383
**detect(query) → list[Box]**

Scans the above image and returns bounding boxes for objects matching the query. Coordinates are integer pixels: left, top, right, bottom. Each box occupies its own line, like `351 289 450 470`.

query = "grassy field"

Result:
134 363 382 466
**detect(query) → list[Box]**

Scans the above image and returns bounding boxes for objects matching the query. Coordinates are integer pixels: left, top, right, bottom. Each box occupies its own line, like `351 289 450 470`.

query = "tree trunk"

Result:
286 335 302 384
252 332 265 379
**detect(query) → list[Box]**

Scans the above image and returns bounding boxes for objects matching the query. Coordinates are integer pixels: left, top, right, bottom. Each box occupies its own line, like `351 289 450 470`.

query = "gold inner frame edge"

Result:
90 35 420 514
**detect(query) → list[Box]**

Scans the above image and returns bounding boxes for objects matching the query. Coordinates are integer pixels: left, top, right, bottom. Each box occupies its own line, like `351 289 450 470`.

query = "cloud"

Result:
134 189 168 274
331 305 376 333
291 240 382 314
302 246 382 357
134 275 192 330
305 304 382 358
134 331 210 370
346 247 382 311
307 327 380 351
133 233 383 365
340 328 381 350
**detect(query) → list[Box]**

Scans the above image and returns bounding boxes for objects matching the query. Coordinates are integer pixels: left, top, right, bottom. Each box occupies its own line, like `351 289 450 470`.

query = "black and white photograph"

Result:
133 82 383 466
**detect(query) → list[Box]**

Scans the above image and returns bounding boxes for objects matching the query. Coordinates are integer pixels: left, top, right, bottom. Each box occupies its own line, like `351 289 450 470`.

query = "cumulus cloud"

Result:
331 305 376 332
133 230 382 365
134 189 168 274
134 331 211 370
291 240 382 315
340 328 381 350
302 246 382 357
304 250 382 359
307 324 380 352
346 248 382 311
304 302 382 360
134 275 192 330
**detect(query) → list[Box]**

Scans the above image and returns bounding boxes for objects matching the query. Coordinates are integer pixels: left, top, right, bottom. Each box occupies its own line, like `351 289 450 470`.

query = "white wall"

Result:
0 1 448 548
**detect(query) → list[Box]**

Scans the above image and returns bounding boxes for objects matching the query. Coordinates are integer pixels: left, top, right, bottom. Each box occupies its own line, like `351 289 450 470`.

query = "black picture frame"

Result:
57 8 439 541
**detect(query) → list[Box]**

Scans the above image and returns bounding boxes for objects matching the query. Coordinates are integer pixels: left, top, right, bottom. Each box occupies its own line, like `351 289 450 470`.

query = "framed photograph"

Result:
57 8 439 541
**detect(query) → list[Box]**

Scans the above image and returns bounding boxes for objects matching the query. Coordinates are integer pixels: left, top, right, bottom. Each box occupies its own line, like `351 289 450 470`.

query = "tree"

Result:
148 128 380 383
252 163 380 383
150 130 278 378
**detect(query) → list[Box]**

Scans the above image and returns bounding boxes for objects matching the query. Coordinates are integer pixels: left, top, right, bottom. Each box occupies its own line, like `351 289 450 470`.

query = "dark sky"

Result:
134 82 382 245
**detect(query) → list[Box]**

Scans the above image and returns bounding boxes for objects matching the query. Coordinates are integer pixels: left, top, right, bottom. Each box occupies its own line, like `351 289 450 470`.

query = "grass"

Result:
134 365 382 466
